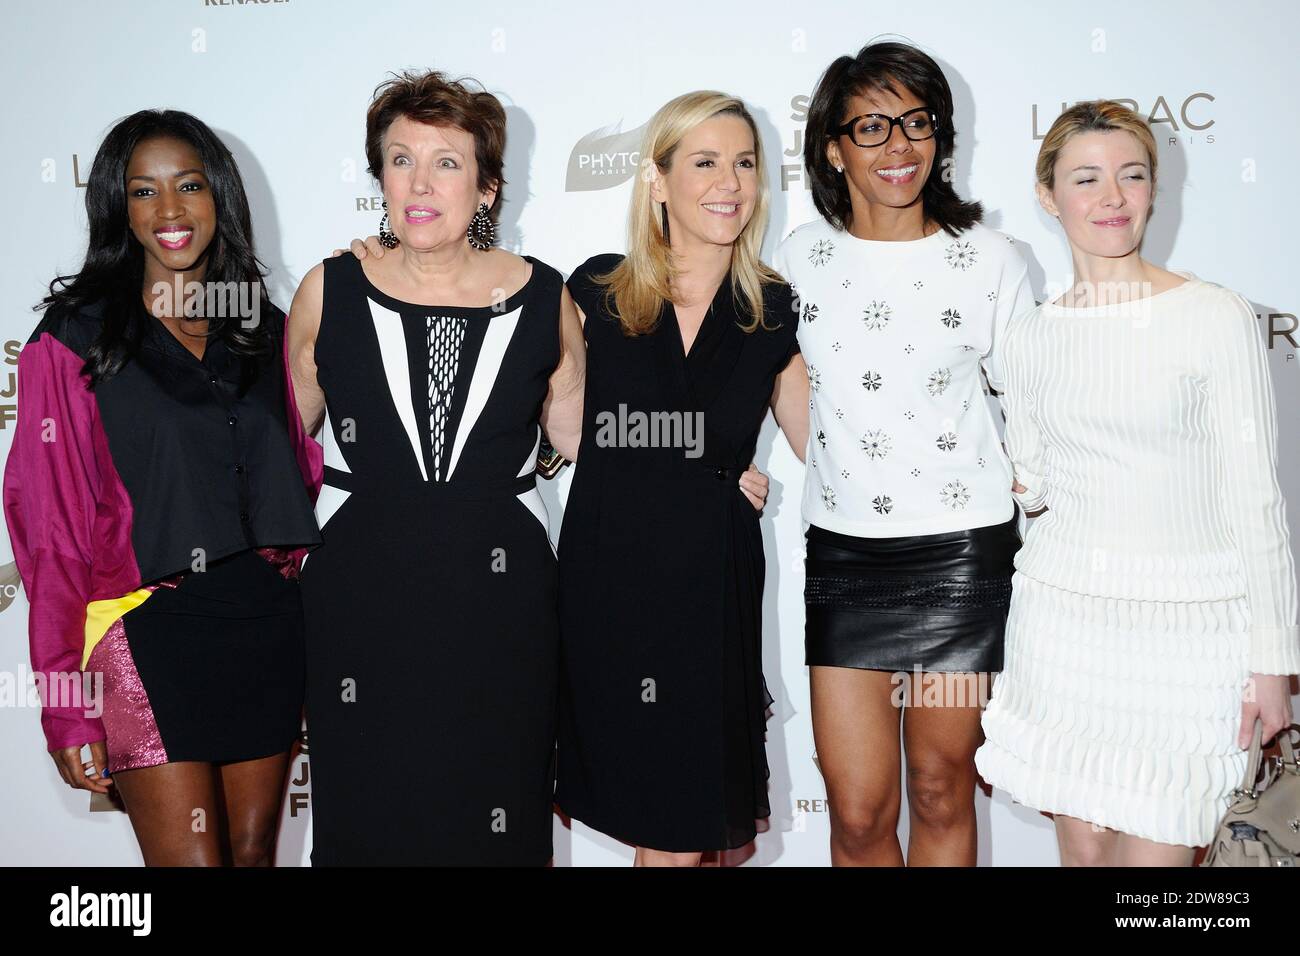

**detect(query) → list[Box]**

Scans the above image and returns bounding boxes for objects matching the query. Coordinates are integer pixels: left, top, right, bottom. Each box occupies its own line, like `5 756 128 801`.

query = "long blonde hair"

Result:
598 91 783 335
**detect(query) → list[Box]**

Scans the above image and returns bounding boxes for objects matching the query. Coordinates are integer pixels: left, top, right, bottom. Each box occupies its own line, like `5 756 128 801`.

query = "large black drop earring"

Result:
378 200 399 249
466 201 496 250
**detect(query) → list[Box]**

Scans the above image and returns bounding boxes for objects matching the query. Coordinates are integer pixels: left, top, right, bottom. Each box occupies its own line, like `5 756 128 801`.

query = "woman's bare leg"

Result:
634 847 703 867
901 671 986 866
111 761 223 866
811 666 904 866
1055 813 1120 866
217 751 294 867
1113 831 1197 867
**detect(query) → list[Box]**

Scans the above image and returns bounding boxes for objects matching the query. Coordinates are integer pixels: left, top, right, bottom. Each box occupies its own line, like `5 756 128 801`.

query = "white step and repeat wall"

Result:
1 0 1296 866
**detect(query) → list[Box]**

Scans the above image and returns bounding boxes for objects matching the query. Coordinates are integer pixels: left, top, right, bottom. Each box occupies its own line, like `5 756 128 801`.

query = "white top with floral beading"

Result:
773 217 1035 538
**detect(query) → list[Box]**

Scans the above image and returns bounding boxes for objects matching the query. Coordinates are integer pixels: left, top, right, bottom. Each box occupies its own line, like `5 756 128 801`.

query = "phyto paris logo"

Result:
565 121 647 191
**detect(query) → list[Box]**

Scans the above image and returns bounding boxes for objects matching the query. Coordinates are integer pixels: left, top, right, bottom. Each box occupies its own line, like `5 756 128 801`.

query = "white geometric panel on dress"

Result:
320 402 351 475
517 486 555 557
305 406 352 570
444 303 524 481
367 297 428 481
517 426 541 478
426 314 467 481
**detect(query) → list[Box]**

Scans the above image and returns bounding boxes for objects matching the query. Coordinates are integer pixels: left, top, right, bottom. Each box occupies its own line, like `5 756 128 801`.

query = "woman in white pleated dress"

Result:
974 100 1297 866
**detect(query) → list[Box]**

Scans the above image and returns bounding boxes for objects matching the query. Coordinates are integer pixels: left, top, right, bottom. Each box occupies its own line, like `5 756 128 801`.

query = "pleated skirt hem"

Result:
974 717 1245 848
975 572 1251 848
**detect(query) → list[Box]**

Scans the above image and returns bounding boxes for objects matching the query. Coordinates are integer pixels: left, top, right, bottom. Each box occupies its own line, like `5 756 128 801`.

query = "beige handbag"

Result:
1201 721 1300 867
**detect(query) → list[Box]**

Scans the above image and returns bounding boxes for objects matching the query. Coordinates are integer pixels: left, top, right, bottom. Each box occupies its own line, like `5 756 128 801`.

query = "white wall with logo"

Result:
1 0 1296 866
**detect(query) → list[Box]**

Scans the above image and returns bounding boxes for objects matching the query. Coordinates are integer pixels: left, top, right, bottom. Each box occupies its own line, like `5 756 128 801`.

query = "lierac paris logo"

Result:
565 121 647 192
1261 310 1298 354
1031 94 1216 143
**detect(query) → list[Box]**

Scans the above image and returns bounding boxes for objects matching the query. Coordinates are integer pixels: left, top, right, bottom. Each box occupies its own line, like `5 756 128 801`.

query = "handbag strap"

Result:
1236 719 1265 797
1237 721 1300 797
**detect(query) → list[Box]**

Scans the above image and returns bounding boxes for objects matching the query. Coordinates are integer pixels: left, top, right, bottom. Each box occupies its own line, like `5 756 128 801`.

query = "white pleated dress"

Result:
974 275 1300 847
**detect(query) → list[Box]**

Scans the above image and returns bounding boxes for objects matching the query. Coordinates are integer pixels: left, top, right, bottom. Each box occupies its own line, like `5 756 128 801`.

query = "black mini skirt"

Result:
803 508 1022 673
89 548 306 774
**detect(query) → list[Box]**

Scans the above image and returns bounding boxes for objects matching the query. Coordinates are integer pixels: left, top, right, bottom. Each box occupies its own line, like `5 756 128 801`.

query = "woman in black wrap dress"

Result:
554 91 809 864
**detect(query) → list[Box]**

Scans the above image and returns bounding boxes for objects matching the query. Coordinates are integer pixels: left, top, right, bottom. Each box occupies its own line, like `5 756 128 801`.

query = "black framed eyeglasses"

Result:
833 107 939 148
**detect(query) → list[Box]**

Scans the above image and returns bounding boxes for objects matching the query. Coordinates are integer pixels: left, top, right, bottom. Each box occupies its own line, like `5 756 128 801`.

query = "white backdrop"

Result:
1 0 1296 866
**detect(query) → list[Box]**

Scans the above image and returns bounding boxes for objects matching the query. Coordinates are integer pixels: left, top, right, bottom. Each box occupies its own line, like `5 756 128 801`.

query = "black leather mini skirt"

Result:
803 509 1022 673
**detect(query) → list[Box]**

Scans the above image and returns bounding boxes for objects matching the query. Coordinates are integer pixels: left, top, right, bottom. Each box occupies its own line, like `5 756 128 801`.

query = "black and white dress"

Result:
301 253 562 865
773 220 1035 672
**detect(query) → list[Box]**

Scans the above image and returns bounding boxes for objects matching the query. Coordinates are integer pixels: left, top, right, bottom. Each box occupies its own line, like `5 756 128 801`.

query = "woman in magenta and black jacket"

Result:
5 109 321 865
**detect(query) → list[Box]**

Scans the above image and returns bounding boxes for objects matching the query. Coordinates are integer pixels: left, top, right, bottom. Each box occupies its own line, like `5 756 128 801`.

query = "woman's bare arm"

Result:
286 262 327 436
540 286 585 462
771 351 809 463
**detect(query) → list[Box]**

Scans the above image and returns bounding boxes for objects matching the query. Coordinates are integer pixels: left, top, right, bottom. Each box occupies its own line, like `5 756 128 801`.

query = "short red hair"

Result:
364 69 507 217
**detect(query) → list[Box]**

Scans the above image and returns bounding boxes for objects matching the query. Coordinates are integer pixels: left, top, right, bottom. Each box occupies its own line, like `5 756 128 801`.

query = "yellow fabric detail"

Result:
82 589 154 670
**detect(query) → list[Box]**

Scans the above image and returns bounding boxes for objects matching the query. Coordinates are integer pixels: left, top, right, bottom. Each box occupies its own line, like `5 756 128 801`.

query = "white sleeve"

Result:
997 313 1051 513
1205 290 1300 675
981 251 1034 394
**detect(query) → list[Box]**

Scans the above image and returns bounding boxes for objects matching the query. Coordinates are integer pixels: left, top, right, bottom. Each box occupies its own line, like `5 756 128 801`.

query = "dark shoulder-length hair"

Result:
40 109 273 388
804 40 983 237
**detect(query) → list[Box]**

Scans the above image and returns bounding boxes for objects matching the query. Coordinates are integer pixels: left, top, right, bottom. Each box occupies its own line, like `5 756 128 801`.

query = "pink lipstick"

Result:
155 227 193 250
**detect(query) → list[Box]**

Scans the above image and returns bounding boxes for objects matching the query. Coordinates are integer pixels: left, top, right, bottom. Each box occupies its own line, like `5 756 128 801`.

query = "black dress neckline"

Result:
668 274 731 363
352 252 539 317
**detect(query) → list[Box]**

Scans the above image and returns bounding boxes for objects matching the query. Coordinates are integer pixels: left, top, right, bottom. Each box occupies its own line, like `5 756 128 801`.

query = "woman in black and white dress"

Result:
773 41 1034 866
287 70 584 865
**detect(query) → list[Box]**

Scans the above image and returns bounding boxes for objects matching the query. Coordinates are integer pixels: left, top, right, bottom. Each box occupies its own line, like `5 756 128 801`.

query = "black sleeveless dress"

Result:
301 253 562 865
556 254 800 852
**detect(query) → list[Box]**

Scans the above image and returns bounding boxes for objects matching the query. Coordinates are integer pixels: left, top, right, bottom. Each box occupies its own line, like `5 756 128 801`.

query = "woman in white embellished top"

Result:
773 41 1035 866
974 100 1298 865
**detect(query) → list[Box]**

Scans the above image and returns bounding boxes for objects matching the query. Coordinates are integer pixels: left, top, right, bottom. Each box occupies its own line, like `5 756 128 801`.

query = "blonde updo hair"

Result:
1035 100 1158 191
